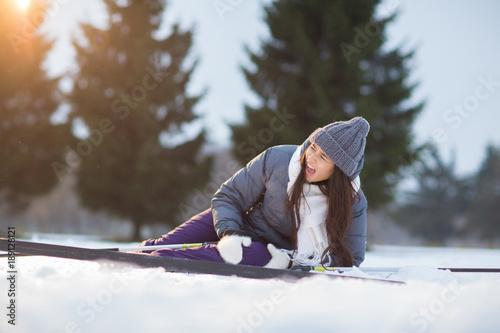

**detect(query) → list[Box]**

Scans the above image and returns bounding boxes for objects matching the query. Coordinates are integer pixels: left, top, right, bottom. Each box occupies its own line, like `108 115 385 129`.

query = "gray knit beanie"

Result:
308 117 370 179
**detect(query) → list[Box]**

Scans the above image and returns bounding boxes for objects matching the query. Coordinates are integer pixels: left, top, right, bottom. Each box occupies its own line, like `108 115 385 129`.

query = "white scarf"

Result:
286 146 360 266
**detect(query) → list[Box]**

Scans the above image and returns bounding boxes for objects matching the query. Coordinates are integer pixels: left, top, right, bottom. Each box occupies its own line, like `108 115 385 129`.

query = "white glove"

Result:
264 244 291 269
217 235 252 265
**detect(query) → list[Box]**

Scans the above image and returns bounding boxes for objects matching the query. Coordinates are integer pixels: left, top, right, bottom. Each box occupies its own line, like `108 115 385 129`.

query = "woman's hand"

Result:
217 235 252 265
264 244 291 269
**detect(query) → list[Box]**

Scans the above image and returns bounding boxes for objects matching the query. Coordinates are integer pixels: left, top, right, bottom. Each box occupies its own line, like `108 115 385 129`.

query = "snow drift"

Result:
1 235 500 333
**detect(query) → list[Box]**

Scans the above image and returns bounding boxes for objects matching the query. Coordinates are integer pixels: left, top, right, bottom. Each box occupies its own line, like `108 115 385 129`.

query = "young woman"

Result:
140 117 369 269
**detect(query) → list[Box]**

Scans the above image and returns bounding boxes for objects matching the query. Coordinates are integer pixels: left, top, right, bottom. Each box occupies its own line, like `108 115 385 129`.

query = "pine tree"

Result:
67 0 211 240
0 0 72 210
464 144 500 242
394 145 462 245
232 0 423 207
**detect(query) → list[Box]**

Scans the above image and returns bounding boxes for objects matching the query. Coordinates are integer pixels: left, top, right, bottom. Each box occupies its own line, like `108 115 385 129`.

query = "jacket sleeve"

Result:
211 149 270 239
345 189 368 267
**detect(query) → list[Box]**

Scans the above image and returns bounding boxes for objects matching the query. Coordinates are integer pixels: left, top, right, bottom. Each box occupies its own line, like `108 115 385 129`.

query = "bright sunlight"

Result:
15 0 30 11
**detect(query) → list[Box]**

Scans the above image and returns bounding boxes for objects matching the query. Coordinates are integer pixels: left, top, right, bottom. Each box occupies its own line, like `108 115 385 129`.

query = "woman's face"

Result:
304 143 335 183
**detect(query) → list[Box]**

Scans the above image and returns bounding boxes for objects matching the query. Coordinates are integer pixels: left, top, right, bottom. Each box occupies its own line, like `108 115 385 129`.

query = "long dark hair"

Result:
286 150 360 267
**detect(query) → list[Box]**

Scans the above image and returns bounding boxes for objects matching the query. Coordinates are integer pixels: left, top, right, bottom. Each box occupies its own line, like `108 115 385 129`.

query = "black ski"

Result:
0 238 403 283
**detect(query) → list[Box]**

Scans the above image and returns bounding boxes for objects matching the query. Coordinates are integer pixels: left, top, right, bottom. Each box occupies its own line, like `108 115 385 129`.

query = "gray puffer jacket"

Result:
211 140 368 266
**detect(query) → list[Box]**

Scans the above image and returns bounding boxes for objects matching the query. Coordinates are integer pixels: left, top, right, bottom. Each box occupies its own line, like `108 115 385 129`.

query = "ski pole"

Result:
311 266 401 273
308 266 500 273
0 241 218 257
109 241 218 252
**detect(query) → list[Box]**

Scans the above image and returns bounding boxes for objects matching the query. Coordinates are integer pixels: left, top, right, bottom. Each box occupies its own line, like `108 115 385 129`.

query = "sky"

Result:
38 0 500 177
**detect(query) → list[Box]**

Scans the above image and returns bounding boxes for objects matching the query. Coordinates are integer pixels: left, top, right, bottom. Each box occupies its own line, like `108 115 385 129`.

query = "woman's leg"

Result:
140 208 272 266
151 240 271 267
141 208 219 246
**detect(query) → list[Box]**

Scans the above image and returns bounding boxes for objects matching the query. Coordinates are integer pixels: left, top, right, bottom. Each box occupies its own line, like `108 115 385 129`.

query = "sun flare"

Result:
15 0 31 10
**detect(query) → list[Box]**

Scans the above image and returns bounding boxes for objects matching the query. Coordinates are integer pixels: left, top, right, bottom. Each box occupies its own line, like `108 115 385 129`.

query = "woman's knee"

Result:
240 241 272 266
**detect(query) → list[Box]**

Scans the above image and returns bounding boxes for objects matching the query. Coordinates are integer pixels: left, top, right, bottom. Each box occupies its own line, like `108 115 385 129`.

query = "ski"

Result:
0 241 218 258
0 238 403 283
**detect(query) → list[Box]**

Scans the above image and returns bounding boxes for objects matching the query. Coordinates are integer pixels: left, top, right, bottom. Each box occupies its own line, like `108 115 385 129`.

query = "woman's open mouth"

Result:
306 163 316 176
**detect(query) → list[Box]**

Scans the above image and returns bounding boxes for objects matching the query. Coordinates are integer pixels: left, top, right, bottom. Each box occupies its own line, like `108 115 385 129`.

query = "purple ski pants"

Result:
140 208 272 267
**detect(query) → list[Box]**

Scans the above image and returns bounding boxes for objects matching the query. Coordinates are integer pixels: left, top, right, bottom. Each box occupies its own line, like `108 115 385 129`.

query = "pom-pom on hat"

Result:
308 117 370 179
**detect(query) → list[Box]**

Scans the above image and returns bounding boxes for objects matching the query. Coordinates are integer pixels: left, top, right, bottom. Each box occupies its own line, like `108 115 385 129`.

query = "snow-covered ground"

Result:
2 235 500 333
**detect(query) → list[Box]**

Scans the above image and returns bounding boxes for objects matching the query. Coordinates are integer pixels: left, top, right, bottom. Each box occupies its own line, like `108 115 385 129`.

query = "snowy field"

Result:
2 235 500 333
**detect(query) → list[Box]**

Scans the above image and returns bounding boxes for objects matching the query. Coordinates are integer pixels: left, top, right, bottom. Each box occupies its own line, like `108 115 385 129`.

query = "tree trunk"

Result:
132 219 142 241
